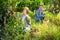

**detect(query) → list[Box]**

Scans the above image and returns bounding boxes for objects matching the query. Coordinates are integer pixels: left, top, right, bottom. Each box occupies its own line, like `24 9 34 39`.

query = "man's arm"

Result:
26 16 31 25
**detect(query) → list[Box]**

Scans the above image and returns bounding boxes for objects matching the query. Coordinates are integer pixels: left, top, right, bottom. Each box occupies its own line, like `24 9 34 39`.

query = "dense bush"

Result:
0 0 60 40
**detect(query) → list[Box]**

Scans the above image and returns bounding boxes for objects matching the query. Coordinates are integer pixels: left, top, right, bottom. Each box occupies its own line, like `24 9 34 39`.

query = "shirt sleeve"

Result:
26 16 31 25
36 10 41 17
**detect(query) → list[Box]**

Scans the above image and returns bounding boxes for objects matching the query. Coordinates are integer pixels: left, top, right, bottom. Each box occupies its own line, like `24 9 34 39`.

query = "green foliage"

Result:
0 0 60 40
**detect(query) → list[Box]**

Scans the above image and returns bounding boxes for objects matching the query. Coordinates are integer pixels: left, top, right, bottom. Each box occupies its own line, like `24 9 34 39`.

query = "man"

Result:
20 7 31 31
35 4 45 23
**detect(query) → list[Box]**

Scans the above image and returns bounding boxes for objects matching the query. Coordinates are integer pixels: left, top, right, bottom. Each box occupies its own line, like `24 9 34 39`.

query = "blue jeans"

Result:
35 17 42 22
25 25 30 31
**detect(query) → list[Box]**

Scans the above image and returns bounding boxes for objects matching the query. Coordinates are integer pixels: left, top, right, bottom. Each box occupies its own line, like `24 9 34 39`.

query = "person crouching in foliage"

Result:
35 4 45 23
20 7 31 32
